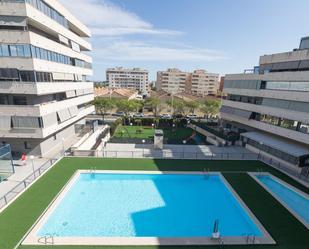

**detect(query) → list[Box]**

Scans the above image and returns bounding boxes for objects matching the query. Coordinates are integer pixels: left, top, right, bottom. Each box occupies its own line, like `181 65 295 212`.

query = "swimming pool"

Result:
23 171 273 245
253 174 309 229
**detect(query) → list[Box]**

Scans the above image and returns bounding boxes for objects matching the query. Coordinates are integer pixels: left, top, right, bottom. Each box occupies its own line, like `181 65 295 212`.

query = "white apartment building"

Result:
0 0 95 157
106 67 149 95
156 68 219 95
191 70 219 96
221 37 309 170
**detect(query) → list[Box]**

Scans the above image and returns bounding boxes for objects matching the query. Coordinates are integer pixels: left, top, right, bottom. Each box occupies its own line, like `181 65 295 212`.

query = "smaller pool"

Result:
255 174 309 229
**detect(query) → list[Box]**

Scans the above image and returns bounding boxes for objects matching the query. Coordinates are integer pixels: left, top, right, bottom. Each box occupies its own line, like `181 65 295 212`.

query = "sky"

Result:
60 0 309 81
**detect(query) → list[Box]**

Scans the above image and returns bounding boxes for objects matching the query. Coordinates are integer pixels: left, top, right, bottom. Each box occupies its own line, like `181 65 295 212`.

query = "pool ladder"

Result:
38 234 54 245
90 167 97 177
203 168 210 179
242 233 256 244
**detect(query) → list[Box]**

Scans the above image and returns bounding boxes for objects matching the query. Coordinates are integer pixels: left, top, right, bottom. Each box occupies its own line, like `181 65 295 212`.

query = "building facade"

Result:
191 70 219 96
0 0 94 157
106 67 149 96
156 68 191 94
156 68 219 96
221 37 309 169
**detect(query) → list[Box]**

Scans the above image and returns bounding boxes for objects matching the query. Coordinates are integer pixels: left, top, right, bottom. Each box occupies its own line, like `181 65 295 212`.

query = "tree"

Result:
199 99 221 118
145 97 160 117
93 97 114 120
185 100 199 114
167 99 185 116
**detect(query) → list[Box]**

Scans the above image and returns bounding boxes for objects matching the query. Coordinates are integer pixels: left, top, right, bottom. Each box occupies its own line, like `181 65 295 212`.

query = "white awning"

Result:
0 116 11 130
57 109 71 122
76 89 84 96
52 72 74 81
42 113 57 127
68 106 79 117
58 34 69 45
65 90 76 98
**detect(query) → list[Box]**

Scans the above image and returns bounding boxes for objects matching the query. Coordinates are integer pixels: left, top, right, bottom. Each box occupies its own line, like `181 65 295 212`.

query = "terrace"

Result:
0 157 308 249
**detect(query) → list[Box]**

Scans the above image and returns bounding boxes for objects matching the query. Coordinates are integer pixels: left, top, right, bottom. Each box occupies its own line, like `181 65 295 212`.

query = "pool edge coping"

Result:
248 172 309 230
21 170 275 246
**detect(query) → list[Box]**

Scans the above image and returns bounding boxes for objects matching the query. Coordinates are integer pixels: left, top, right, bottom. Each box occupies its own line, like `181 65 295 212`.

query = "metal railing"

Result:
71 149 259 160
258 154 309 183
0 158 59 210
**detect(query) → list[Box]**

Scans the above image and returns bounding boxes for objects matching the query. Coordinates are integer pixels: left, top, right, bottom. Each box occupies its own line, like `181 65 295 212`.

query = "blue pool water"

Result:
256 175 309 226
38 173 262 237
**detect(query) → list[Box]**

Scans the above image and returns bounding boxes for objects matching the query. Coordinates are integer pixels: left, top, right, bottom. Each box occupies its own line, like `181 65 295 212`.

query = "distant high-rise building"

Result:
156 68 219 96
221 37 309 170
106 67 149 95
0 0 94 156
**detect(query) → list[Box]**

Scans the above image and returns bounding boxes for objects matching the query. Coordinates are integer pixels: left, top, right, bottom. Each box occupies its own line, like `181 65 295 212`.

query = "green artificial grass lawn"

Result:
113 125 207 144
114 125 155 139
0 158 308 249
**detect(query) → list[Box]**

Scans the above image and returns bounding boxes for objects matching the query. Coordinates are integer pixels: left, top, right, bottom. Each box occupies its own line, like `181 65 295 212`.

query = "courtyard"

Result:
0 158 308 249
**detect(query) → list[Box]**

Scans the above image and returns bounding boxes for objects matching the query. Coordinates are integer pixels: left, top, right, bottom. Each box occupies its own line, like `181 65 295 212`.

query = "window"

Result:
1 45 10 56
16 45 24 57
35 47 41 59
13 96 27 105
20 70 35 81
9 45 18 56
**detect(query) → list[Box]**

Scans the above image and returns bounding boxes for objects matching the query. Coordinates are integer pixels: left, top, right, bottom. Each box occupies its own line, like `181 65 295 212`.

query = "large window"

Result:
25 0 68 28
266 81 309 92
0 43 91 69
253 112 309 134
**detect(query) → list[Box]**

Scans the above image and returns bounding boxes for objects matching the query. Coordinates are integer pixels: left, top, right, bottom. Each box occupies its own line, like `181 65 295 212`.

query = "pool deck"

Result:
22 170 275 246
249 172 309 230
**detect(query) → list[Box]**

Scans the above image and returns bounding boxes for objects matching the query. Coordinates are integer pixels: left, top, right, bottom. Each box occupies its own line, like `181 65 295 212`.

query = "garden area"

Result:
110 124 210 145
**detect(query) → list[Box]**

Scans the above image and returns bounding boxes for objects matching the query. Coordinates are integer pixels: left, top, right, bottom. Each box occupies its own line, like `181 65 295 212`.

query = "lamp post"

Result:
182 140 186 158
30 155 35 178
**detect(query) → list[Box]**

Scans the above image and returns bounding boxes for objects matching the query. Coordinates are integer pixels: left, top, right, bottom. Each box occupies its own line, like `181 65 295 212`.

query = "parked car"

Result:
133 113 144 118
160 114 172 119
186 114 198 119
112 111 125 117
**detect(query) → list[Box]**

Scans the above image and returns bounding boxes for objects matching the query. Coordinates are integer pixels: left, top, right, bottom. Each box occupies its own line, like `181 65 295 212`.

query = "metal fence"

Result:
258 154 309 183
0 158 58 210
71 149 259 160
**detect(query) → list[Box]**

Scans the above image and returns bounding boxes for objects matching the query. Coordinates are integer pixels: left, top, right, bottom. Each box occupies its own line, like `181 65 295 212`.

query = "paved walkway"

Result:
0 157 50 197
0 132 84 202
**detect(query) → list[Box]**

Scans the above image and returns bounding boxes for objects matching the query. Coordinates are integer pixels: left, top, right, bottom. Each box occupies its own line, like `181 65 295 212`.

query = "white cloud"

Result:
95 41 226 61
59 0 182 36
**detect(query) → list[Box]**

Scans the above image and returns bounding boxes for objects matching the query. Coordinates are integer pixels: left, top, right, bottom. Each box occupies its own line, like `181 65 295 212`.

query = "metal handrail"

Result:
0 158 59 210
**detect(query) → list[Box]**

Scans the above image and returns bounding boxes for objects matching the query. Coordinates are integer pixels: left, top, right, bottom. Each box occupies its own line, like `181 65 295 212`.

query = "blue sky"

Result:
60 0 309 81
